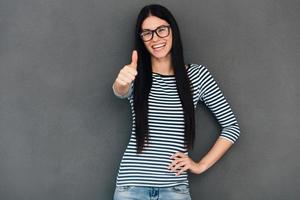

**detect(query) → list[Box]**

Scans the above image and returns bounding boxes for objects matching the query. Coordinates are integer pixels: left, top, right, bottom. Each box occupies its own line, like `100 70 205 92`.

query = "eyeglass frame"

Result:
139 25 171 42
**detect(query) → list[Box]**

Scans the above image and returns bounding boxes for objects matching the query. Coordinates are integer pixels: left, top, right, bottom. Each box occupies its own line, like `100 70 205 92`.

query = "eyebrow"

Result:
141 25 169 32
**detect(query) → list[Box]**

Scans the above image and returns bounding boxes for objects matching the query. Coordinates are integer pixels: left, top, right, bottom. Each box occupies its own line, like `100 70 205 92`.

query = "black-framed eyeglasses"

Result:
139 25 171 42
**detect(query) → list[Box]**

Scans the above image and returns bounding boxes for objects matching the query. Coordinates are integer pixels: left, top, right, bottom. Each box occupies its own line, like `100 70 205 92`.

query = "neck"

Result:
151 54 174 75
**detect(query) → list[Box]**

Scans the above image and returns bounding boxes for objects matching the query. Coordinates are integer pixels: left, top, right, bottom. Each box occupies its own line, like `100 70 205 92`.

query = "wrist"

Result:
197 161 208 172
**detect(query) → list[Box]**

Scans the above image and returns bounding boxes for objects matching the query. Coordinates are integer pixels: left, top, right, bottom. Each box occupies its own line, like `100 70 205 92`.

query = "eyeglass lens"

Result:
140 26 170 41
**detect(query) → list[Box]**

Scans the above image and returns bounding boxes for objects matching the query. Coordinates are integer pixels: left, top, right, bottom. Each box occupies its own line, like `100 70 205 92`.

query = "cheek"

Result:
167 39 172 50
167 36 172 48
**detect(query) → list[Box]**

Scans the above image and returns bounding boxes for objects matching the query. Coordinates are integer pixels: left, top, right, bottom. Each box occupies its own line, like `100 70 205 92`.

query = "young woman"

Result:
112 4 240 200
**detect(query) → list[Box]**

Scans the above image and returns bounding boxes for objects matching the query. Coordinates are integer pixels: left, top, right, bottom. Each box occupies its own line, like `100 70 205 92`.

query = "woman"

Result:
112 4 240 200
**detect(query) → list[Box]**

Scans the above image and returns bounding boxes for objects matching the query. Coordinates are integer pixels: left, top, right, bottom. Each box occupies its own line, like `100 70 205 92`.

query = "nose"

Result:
152 32 160 41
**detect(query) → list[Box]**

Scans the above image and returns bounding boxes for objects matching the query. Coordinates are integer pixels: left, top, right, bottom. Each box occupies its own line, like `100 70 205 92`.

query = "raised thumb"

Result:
130 50 138 69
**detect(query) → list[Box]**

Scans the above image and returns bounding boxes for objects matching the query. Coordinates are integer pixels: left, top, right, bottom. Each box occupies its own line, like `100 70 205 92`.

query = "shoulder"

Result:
187 63 210 78
187 63 208 71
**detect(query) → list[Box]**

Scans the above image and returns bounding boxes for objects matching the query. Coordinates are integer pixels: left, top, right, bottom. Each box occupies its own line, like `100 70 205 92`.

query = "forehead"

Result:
141 16 169 30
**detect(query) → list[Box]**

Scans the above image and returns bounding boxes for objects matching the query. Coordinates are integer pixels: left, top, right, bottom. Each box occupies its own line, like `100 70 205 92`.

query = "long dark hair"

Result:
133 4 195 154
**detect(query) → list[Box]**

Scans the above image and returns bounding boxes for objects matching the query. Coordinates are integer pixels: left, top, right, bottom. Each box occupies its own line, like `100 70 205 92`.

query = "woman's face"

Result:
141 16 172 59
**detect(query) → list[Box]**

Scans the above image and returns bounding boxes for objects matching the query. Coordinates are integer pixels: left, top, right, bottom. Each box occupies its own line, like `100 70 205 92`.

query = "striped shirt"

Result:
112 63 240 187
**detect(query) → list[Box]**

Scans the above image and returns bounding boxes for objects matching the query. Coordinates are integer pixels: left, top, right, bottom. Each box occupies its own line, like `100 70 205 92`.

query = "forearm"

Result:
198 136 233 170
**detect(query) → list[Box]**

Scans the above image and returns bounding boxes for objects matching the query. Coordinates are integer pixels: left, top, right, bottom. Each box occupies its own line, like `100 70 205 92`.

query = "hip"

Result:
113 184 192 200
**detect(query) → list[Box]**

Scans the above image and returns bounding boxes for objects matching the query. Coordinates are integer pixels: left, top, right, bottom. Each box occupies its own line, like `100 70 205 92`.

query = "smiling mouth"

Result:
152 43 166 51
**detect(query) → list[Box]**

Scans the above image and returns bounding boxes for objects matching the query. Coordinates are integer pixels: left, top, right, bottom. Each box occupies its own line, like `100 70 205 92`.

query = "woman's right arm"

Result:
112 50 138 99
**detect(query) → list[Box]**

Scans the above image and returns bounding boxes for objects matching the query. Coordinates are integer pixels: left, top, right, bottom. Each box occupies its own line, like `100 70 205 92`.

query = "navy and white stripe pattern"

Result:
113 64 240 187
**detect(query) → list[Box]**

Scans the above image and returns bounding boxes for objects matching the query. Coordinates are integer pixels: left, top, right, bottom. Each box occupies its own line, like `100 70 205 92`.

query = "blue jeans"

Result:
113 185 192 200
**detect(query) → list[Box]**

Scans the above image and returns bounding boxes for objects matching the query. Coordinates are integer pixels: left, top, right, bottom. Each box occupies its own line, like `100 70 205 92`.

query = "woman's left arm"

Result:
198 65 240 144
195 65 241 172
169 65 241 175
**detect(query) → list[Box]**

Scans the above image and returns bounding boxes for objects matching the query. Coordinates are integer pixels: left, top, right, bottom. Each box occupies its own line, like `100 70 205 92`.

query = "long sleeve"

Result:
197 65 240 144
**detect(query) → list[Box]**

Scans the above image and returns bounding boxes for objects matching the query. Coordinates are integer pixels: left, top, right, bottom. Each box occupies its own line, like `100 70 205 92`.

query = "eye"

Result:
141 31 151 37
157 28 164 32
157 26 168 32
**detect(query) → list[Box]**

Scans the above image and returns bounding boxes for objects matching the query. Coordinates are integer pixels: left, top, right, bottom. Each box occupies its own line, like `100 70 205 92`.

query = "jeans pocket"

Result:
171 184 190 194
115 185 134 192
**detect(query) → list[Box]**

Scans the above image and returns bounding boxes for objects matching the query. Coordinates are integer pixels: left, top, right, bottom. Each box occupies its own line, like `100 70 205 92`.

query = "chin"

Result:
151 50 171 59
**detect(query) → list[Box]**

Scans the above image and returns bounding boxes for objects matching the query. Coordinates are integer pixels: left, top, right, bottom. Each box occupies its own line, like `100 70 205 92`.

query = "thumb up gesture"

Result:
116 50 138 86
113 50 138 96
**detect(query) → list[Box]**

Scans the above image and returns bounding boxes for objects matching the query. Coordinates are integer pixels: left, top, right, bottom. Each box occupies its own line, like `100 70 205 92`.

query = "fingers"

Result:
119 73 133 83
115 50 138 87
124 65 137 77
116 71 135 86
170 151 187 159
176 165 189 176
169 160 187 175
168 157 186 169
168 152 190 175
115 78 127 86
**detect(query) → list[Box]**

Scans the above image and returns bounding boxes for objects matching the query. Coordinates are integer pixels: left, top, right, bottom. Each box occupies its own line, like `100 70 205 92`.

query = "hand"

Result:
115 50 138 87
168 151 208 176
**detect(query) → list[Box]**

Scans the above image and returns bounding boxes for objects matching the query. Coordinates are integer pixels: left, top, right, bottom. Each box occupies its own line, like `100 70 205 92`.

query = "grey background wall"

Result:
0 0 299 199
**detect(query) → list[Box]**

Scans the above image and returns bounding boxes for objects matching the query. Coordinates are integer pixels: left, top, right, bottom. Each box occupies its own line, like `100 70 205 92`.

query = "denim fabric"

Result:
113 184 192 200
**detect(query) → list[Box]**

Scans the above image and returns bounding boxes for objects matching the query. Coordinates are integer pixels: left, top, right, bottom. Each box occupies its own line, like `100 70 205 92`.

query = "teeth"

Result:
152 43 166 49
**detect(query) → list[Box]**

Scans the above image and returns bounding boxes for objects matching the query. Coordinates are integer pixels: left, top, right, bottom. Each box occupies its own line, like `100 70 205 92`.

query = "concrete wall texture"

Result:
0 0 299 199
